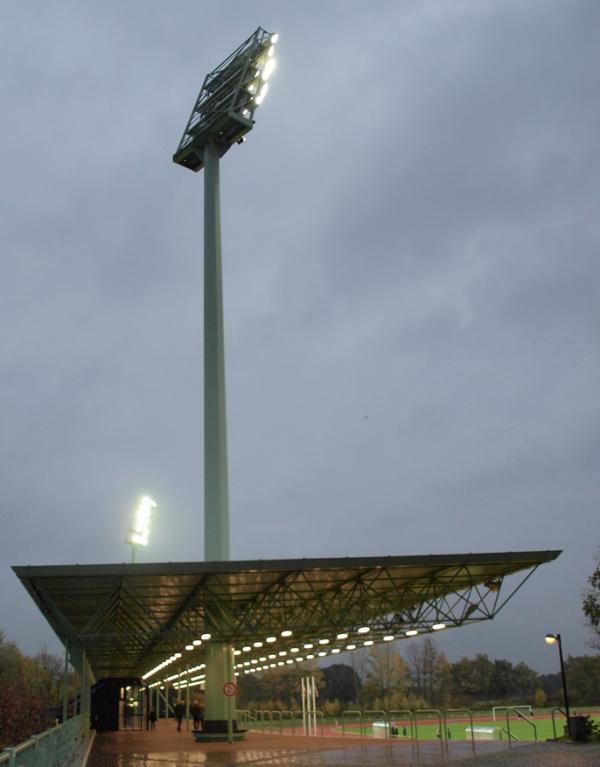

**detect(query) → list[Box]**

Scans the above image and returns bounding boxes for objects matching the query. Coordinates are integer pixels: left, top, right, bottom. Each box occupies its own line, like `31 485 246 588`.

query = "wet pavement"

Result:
88 720 600 766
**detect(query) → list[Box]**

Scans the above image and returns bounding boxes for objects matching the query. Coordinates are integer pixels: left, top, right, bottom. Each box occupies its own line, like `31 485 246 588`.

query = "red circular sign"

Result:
223 682 238 697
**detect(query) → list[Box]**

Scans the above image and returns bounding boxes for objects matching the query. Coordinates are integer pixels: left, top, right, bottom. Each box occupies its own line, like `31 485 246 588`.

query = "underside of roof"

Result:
13 550 560 682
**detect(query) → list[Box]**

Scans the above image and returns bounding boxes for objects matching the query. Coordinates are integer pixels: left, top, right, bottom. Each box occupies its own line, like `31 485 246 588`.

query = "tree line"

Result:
0 632 78 749
238 638 600 714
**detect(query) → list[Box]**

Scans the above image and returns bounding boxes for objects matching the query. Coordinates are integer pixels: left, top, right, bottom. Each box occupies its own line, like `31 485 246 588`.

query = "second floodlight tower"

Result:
173 27 278 738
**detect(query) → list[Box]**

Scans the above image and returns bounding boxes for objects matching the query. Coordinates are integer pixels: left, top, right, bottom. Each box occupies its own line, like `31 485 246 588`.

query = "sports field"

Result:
336 709 600 742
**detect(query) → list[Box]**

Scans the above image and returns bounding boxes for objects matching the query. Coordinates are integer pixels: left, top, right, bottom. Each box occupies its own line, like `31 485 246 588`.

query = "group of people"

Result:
148 697 204 732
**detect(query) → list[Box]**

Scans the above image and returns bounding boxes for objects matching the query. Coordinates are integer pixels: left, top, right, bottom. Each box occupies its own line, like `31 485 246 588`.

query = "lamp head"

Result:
545 633 559 645
125 495 157 548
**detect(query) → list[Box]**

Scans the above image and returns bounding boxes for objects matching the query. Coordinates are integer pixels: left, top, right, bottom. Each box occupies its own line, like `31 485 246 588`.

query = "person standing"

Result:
174 700 185 731
190 700 203 731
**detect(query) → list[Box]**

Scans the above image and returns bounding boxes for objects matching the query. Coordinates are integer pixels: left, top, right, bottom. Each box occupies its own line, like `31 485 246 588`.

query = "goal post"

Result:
492 705 532 721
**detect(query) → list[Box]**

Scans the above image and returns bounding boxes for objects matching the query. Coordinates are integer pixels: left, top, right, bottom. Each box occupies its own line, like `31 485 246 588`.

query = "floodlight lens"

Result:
357 626 370 634
281 629 292 637
255 84 268 105
192 639 202 646
432 623 446 631
271 33 279 44
261 58 276 82
266 636 277 643
405 629 418 637
336 632 348 640
383 635 394 642
201 633 212 640
185 645 194 651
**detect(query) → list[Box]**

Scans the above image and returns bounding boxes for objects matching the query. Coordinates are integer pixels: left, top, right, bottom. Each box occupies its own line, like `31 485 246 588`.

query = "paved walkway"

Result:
88 720 600 767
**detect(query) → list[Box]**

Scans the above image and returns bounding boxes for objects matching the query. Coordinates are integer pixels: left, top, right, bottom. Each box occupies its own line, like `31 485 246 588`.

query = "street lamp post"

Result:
545 633 571 737
173 27 278 740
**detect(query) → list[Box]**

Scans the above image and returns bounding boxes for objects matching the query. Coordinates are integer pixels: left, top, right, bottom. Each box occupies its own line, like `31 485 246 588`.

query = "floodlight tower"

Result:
173 27 278 739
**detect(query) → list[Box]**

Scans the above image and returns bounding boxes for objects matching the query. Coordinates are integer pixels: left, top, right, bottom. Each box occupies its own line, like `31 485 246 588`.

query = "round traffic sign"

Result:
223 681 238 697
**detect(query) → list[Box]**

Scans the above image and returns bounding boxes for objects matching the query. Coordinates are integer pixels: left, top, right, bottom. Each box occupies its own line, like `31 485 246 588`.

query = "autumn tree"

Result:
406 638 451 707
363 645 409 701
582 553 600 648
0 633 55 748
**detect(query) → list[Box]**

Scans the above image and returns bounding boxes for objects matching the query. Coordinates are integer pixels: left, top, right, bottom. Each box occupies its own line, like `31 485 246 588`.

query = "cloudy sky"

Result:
1 0 599 674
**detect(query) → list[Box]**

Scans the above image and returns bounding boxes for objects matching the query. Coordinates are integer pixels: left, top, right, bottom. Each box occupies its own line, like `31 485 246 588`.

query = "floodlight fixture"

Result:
125 495 157 562
173 27 278 172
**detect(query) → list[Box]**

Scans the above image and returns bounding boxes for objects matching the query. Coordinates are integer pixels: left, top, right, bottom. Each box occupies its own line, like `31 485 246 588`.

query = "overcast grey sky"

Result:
1 0 599 674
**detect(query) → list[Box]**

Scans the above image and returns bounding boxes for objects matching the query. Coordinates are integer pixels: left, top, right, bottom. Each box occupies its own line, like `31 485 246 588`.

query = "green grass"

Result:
338 710 600 742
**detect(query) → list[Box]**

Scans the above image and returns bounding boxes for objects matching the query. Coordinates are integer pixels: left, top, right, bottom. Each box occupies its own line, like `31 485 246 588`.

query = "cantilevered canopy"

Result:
14 550 559 682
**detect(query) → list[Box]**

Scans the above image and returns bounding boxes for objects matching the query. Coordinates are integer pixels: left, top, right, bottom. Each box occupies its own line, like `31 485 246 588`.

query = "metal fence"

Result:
237 705 554 757
0 715 91 767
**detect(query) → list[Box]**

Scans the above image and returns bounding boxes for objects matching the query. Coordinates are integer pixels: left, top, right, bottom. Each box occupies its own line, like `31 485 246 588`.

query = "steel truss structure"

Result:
14 550 559 682
173 26 276 172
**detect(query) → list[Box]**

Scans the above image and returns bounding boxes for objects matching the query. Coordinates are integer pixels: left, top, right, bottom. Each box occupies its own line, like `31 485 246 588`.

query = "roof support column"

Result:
199 642 237 739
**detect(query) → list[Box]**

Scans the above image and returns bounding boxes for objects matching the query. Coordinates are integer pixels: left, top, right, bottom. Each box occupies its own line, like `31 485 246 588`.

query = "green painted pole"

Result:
202 141 236 735
203 141 230 564
204 643 234 725
186 673 190 730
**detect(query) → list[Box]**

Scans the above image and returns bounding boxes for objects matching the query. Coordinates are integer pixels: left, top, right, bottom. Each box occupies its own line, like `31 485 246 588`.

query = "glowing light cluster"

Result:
125 496 157 548
250 32 278 107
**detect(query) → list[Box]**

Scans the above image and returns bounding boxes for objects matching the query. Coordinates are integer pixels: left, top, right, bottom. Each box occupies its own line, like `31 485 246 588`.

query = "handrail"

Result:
341 710 363 738
511 707 537 741
271 710 283 734
315 711 324 737
387 709 414 742
292 710 303 736
443 708 475 754
0 714 89 767
504 707 535 748
278 710 294 735
500 725 521 747
363 710 386 738
415 709 444 760
387 709 415 761
551 706 567 740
